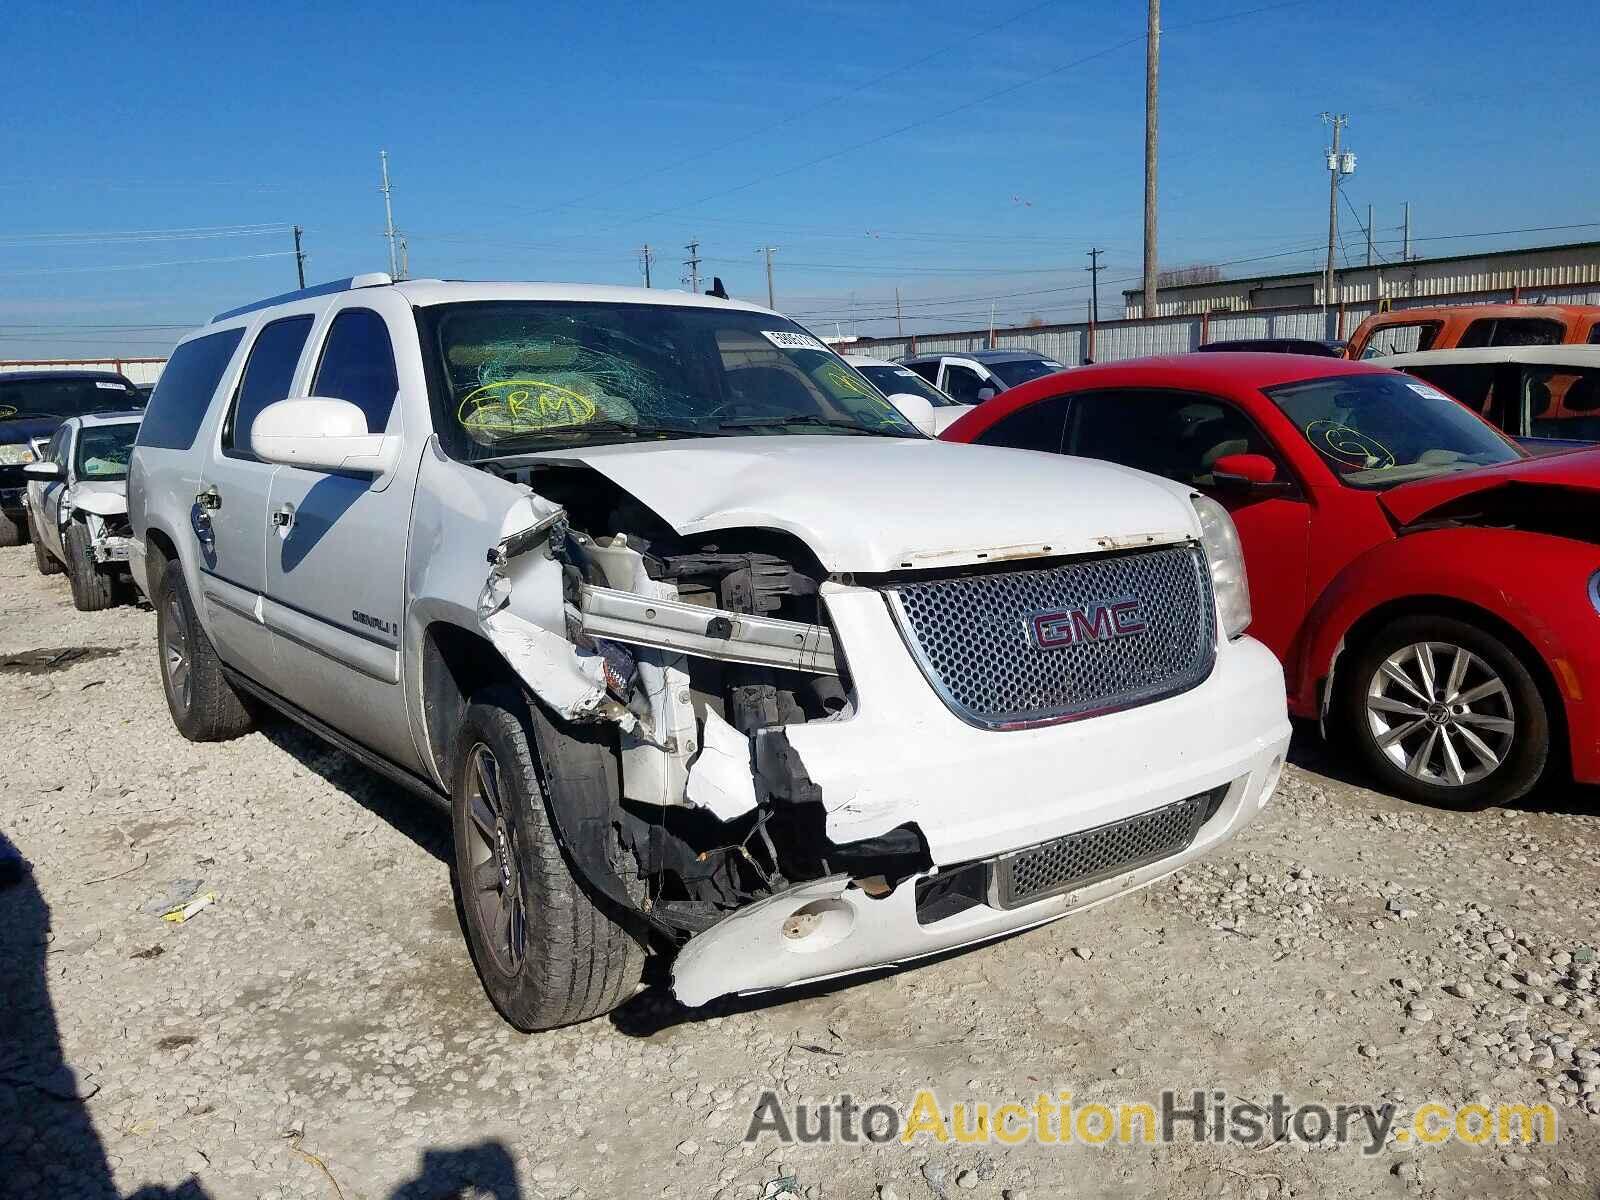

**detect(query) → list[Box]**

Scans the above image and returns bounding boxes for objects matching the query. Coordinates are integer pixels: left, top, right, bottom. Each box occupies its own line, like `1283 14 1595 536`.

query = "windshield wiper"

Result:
717 414 891 436
490 419 723 446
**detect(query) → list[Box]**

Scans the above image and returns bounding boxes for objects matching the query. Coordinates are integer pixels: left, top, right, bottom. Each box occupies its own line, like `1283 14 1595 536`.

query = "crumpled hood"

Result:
67 479 128 517
532 435 1201 572
1378 447 1600 526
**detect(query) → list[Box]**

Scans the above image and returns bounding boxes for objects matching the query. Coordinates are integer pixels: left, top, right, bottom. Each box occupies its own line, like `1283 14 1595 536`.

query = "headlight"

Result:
1192 495 1251 639
0 444 37 466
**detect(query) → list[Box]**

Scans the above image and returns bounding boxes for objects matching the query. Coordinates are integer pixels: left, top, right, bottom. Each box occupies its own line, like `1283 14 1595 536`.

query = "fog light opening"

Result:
780 898 855 953
1259 754 1285 808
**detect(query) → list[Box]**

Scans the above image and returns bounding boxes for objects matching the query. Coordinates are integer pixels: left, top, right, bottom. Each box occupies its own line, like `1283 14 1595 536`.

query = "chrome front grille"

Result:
992 788 1222 909
886 544 1216 729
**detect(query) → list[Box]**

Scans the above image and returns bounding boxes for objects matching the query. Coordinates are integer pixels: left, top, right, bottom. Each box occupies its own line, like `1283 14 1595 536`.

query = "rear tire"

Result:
155 558 256 742
1335 615 1550 809
27 510 62 575
64 521 116 611
450 685 644 1031
0 509 25 548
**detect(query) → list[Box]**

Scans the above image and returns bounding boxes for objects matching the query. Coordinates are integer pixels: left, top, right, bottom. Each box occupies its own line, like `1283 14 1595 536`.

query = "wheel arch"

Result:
420 619 523 790
1324 592 1570 766
143 523 181 600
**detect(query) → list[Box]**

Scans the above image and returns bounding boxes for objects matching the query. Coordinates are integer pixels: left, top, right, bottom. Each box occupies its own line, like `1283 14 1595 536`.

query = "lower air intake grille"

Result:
992 788 1224 909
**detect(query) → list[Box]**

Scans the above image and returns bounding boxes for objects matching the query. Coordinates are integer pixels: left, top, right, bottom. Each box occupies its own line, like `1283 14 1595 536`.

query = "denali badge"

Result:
1028 598 1146 650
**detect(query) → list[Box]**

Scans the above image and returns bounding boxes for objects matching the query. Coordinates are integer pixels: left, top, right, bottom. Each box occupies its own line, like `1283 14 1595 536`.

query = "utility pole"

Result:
682 240 701 293
292 225 306 288
397 234 409 282
639 244 654 288
1086 248 1104 326
757 246 778 308
379 149 399 279
895 287 904 337
1142 0 1160 318
1320 113 1353 321
1366 203 1374 268
1402 202 1412 261
989 302 997 349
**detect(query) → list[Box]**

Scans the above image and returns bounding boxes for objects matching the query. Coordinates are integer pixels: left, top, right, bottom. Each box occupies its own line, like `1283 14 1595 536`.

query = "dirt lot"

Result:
2 544 1598 1200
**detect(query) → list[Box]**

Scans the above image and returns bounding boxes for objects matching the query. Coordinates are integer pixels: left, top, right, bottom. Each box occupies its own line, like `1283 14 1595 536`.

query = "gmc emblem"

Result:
1028 598 1147 650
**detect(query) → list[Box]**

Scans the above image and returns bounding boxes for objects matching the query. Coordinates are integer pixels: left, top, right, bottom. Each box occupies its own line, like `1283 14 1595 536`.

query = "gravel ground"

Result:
2 542 1598 1200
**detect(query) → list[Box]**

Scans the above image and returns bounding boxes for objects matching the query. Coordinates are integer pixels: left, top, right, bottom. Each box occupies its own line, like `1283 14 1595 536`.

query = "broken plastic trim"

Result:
573 584 837 675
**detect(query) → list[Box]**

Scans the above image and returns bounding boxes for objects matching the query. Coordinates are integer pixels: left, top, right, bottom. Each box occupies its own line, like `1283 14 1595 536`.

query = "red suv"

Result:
943 353 1600 808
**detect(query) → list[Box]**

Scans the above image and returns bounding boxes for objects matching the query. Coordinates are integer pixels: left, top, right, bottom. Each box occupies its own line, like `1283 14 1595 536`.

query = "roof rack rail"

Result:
211 272 393 324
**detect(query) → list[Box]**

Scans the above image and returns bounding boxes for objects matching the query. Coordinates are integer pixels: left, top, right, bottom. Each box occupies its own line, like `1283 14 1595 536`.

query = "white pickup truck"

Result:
128 276 1290 1029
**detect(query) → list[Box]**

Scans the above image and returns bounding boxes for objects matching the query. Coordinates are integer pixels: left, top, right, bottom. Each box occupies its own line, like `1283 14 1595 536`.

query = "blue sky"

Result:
2 0 1592 358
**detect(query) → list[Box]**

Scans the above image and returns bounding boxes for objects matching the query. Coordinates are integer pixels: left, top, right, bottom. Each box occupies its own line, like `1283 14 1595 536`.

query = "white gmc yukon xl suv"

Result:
129 275 1290 1029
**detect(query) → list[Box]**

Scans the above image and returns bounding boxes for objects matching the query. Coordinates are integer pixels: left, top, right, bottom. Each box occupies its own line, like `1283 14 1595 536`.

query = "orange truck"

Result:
1346 303 1600 359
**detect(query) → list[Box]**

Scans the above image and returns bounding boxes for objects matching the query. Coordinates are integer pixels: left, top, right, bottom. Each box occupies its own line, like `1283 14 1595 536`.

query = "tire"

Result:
27 510 62 575
450 685 644 1031
64 521 116 611
0 508 25 548
154 558 256 742
1335 615 1550 809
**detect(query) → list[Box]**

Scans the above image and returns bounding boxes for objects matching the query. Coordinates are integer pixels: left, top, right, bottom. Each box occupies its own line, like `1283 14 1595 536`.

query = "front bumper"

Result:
671 584 1291 1006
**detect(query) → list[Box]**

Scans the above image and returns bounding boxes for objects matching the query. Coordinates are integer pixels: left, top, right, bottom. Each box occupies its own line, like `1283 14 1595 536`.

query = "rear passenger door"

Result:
262 305 420 767
940 360 993 404
194 314 315 685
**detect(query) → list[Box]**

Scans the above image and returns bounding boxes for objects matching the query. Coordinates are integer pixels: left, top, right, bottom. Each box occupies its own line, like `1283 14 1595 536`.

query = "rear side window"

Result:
313 308 399 433
1458 318 1564 349
901 360 939 383
225 315 314 456
136 328 244 451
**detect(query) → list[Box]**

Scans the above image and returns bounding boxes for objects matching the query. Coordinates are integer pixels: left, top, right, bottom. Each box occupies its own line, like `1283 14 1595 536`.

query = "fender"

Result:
1292 526 1600 778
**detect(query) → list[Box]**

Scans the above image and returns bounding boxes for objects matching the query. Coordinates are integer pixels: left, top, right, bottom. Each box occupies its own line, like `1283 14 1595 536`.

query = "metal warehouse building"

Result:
844 240 1600 365
1121 239 1600 317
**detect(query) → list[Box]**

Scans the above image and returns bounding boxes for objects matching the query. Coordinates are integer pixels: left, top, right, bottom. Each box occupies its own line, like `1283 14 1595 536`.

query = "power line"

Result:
0 250 298 279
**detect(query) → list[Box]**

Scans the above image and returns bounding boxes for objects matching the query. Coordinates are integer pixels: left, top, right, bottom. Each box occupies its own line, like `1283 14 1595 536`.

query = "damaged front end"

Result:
467 459 932 961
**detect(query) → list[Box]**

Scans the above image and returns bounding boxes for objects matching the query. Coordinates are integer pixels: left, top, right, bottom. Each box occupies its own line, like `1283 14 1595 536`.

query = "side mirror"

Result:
885 392 938 438
251 396 398 475
1211 453 1289 492
976 387 997 402
23 461 61 479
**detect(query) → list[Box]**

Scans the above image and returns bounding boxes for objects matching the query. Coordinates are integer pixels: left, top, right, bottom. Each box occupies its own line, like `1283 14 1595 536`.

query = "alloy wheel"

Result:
162 594 192 715
463 743 528 975
1364 640 1516 787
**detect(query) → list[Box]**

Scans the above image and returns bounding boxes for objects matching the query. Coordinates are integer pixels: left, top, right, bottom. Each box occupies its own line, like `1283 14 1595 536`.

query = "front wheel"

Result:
450 686 644 1031
1335 615 1550 809
0 508 26 548
64 521 117 611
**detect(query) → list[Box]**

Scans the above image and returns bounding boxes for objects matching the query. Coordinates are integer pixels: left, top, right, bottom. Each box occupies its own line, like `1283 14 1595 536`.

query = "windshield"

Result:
0 376 143 422
74 421 140 480
854 364 964 407
988 357 1066 387
1264 371 1525 487
419 301 922 459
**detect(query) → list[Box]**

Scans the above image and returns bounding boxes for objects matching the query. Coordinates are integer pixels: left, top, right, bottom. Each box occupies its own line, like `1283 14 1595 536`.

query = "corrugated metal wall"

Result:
836 283 1600 365
0 357 166 385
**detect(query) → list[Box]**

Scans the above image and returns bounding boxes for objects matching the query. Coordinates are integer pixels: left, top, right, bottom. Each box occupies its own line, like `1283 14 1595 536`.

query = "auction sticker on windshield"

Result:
1405 382 1454 402
761 330 829 354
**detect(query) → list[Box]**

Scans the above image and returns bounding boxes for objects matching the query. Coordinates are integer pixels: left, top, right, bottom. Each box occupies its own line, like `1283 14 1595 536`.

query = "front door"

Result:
262 306 419 768
1061 388 1313 663
34 426 73 560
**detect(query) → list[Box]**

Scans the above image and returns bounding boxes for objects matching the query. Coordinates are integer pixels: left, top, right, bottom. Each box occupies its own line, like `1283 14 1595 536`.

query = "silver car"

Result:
25 411 142 610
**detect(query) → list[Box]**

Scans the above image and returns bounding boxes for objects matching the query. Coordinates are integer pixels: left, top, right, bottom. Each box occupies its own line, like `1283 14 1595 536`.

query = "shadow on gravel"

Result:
388 1141 521 1199
259 723 451 863
1286 717 1600 816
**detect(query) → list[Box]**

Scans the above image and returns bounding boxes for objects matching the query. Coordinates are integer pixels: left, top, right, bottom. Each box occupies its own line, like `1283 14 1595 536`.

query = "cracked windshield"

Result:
425 301 921 458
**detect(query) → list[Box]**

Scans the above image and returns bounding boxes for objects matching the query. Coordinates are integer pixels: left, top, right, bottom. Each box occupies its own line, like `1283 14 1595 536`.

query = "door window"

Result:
313 309 400 433
971 395 1071 453
1360 322 1440 358
225 315 314 456
136 328 245 450
1458 318 1564 349
1064 390 1278 487
901 360 939 383
941 363 990 404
